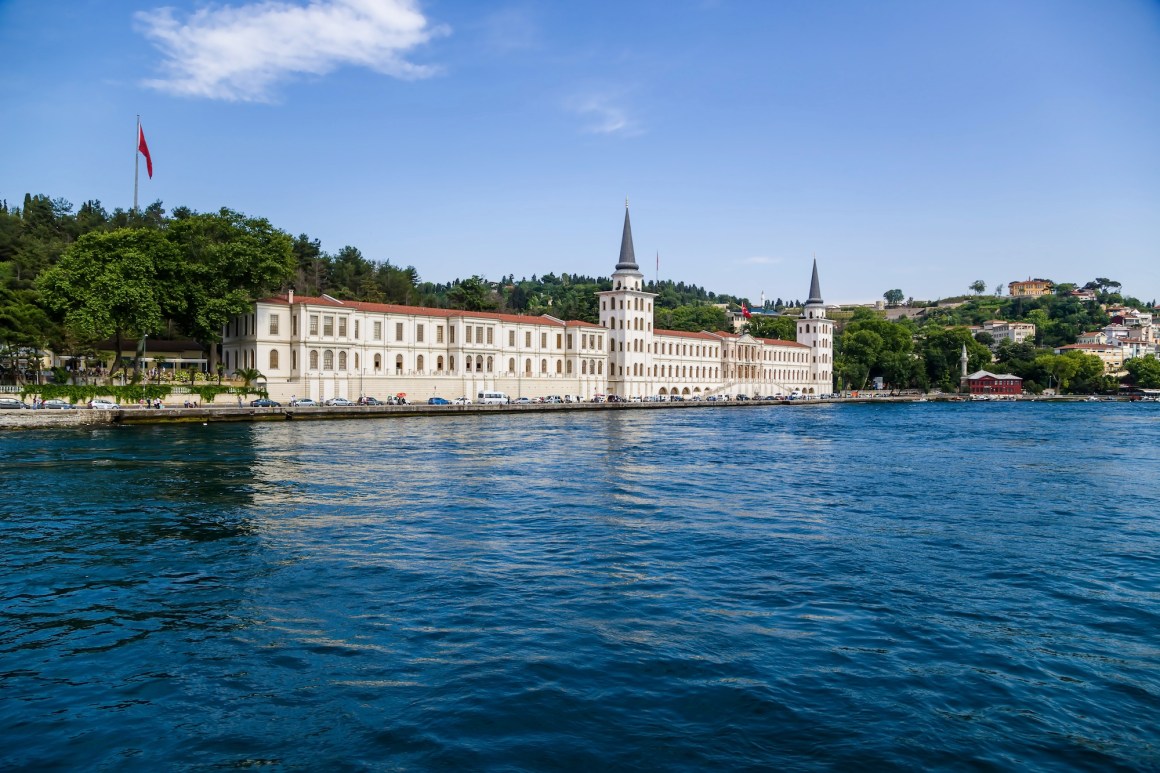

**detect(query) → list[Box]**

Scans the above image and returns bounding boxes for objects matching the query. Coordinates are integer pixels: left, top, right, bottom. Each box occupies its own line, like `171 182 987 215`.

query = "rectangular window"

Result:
269 314 280 335
556 334 562 349
323 316 334 336
373 320 382 340
509 330 515 347
567 334 573 349
450 326 456 344
466 326 473 344
476 326 484 343
437 326 444 343
293 315 298 337
309 315 319 335
395 322 404 341
486 328 493 345
525 331 532 347
417 324 425 343
354 320 359 339
338 317 347 337
541 333 547 348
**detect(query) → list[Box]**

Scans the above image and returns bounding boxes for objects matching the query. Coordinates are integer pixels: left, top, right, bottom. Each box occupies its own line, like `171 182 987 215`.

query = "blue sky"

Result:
2 0 1158 305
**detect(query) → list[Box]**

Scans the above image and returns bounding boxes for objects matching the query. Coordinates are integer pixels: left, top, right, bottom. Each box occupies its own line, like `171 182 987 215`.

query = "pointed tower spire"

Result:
806 258 823 305
615 201 639 271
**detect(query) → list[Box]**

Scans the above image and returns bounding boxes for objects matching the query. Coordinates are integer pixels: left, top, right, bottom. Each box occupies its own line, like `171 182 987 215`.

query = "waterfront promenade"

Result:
0 393 1137 430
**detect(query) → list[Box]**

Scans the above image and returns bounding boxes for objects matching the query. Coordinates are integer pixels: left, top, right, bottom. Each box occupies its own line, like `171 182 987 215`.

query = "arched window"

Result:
449 356 455 371
540 359 547 373
309 350 319 370
476 355 483 371
323 350 334 370
525 358 532 375
598 362 603 375
417 355 424 372
354 353 359 370
556 360 562 374
466 357 472 371
582 360 587 375
269 349 279 370
338 351 347 370
487 356 493 372
508 358 515 373
437 355 444 371
374 353 382 370
395 354 403 374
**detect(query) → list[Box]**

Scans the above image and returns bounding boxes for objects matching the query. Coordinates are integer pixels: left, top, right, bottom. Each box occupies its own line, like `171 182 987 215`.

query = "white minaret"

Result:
961 344 969 378
795 259 834 394
597 201 657 398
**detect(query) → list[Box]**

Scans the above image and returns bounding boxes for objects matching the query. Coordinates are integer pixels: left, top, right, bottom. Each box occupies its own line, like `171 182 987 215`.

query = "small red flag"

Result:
138 124 153 179
742 302 752 319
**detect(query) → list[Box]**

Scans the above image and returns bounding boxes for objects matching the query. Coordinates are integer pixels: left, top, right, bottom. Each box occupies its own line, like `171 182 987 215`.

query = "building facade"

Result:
1008 279 1053 297
222 206 834 403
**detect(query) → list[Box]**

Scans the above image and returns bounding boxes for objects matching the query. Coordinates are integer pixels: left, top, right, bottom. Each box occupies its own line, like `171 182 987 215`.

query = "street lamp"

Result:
141 334 148 378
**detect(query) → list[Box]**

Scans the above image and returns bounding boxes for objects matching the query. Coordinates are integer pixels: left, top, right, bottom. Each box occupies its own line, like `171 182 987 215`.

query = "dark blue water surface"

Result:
3 402 1159 770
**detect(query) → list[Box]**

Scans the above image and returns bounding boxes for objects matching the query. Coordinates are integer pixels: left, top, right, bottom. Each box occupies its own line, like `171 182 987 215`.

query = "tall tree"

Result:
164 209 295 368
37 228 180 378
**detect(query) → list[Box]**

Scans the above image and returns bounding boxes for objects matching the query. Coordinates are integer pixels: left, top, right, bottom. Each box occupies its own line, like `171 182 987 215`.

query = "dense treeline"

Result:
0 192 756 383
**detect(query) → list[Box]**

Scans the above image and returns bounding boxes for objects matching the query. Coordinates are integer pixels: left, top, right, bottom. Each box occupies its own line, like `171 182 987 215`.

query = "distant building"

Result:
1008 279 1054 297
963 370 1023 395
1069 288 1097 302
1054 343 1125 372
982 320 1036 346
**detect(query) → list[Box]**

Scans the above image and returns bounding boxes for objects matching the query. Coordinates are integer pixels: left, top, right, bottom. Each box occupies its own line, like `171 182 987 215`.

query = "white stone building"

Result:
221 206 834 402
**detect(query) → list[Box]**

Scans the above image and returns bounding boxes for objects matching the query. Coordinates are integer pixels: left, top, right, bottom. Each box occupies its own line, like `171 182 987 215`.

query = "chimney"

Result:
288 289 294 304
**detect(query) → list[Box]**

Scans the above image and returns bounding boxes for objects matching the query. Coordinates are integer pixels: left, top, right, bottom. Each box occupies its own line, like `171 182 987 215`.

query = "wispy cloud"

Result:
478 6 539 54
135 0 448 102
566 92 642 137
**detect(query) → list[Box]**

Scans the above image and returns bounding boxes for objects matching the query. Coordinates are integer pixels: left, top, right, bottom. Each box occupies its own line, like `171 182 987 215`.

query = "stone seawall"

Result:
0 397 858 430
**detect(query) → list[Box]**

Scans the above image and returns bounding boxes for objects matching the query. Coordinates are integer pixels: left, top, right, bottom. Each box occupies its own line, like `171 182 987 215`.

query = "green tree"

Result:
883 289 904 307
744 315 796 340
234 367 264 388
1124 355 1160 389
447 276 498 311
164 209 295 370
36 228 180 379
970 279 987 295
656 303 728 332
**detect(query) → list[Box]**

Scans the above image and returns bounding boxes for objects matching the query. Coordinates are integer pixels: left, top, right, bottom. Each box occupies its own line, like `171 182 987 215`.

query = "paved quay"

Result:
0 394 1131 431
0 396 879 430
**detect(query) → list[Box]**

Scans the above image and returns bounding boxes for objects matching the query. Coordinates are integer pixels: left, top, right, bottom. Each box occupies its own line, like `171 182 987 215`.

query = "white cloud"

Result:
566 93 642 137
135 0 448 102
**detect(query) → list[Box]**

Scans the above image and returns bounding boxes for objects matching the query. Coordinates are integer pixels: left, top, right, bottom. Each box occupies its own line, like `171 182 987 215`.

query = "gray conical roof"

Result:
615 205 638 271
806 258 823 304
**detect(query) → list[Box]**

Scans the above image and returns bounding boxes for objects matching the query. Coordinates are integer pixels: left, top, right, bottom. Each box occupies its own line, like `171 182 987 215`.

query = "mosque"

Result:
221 206 834 403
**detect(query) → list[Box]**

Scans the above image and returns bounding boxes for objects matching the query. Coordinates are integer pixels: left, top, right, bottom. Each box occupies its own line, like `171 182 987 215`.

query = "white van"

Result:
477 391 509 405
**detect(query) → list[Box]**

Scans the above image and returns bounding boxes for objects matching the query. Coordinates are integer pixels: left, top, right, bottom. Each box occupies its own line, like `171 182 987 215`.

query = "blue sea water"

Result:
2 402 1159 770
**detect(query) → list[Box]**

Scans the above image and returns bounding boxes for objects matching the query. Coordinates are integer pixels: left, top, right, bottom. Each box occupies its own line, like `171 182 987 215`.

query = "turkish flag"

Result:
742 303 751 319
138 124 153 178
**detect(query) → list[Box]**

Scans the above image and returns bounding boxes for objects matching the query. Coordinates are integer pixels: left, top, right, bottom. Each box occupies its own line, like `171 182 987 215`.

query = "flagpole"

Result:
133 115 140 214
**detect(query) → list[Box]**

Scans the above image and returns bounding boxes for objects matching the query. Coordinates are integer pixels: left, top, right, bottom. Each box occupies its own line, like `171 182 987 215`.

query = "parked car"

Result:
427 397 449 405
357 396 384 405
289 397 317 407
325 397 354 406
250 398 282 407
43 398 74 409
512 397 532 404
88 398 118 410
452 397 471 405
0 396 29 409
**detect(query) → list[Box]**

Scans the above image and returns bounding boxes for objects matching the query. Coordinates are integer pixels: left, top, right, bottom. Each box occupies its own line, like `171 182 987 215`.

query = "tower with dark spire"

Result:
597 200 657 398
615 202 639 272
796 258 834 393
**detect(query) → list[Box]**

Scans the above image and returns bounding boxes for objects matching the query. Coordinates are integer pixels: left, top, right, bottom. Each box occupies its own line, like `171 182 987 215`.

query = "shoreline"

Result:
0 393 1145 431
